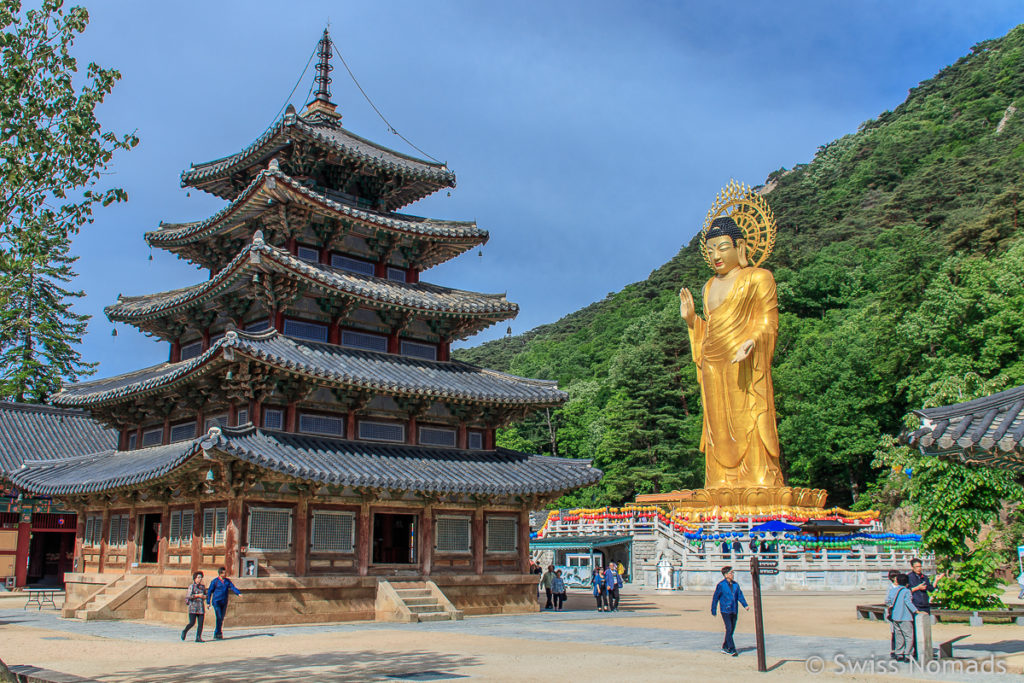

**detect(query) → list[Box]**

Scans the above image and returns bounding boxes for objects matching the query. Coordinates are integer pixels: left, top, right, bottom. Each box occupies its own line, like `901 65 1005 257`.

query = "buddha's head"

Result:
704 216 748 275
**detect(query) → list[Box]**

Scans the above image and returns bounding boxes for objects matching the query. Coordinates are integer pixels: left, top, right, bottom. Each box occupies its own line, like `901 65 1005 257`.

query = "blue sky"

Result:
67 1 1022 379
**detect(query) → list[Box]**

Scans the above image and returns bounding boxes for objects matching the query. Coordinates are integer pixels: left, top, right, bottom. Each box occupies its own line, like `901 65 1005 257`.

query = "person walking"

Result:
604 563 621 612
592 566 606 612
883 569 901 660
181 571 207 643
206 566 242 640
710 566 749 657
889 574 918 662
541 565 556 610
907 558 935 658
551 570 567 611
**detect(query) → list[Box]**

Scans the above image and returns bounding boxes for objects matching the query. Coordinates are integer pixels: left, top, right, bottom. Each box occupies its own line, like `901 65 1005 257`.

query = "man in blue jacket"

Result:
710 565 749 656
206 566 242 640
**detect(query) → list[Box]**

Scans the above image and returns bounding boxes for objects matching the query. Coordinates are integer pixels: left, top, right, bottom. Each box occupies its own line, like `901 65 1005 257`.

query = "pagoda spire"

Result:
303 28 341 122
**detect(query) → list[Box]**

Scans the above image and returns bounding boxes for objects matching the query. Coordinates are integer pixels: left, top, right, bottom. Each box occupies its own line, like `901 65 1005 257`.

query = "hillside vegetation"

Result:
455 25 1024 508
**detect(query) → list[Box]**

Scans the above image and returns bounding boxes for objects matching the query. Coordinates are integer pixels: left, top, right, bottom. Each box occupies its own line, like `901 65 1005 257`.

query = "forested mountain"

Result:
455 25 1024 508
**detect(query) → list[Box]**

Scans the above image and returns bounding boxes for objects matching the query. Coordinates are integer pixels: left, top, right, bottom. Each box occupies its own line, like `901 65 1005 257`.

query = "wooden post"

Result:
162 417 171 445
170 339 182 364
125 507 137 573
14 521 30 587
421 504 433 577
472 508 485 575
294 495 309 576
749 556 774 673
374 261 387 278
73 512 86 573
227 402 238 427
190 503 202 576
224 498 243 577
407 417 417 445
158 504 170 572
407 269 419 284
286 402 297 433
357 502 371 575
98 510 110 574
347 411 357 441
387 331 399 355
457 424 468 450
518 509 530 573
201 328 211 352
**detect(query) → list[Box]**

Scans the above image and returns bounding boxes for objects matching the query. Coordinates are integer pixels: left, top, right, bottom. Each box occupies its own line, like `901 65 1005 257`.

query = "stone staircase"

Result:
375 580 463 622
64 575 148 620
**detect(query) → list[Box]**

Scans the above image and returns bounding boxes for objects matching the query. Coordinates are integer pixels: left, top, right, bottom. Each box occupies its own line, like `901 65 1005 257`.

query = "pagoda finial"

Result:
303 27 341 122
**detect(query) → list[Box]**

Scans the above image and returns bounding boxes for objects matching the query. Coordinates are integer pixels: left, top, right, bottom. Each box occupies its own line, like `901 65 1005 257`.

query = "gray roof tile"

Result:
53 330 567 408
11 426 601 496
0 402 118 476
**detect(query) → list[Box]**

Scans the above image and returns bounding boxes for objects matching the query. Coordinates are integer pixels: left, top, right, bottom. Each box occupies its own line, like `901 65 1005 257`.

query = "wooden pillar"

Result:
347 411 357 441
134 426 143 450
357 502 371 575
125 506 137 573
294 495 309 577
285 237 297 255
158 504 170 573
407 417 417 445
438 341 451 362
285 402 298 433
518 509 530 574
170 340 182 364
484 429 495 451
201 328 212 352
162 417 171 445
98 509 110 574
224 497 243 577
374 261 387 278
406 269 419 284
119 429 129 451
421 504 433 577
227 403 238 427
73 512 86 573
195 409 205 437
319 247 330 265
457 423 468 450
329 321 341 345
253 400 263 428
14 521 30 587
274 311 285 333
189 502 202 576
387 331 400 355
472 508 485 575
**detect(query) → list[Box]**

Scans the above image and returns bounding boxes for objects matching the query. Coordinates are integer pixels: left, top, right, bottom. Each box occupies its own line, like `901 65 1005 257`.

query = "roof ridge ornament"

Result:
303 28 342 123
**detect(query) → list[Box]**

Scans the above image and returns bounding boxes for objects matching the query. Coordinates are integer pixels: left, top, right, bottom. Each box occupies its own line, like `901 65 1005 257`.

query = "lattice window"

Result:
341 330 387 352
311 511 355 553
108 514 129 547
180 341 202 361
236 408 249 425
486 517 517 553
296 246 320 263
467 431 484 450
141 428 163 447
299 413 344 437
401 340 437 360
203 507 227 546
84 516 102 546
247 507 292 551
331 254 375 276
127 433 137 450
169 421 197 442
358 421 405 443
283 319 329 342
245 320 270 333
435 516 471 553
169 509 194 547
263 408 284 430
205 414 228 431
419 426 456 447
387 267 407 282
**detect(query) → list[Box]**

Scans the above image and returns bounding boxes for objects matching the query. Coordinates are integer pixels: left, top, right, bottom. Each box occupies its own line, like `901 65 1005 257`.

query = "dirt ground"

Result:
0 587 1020 682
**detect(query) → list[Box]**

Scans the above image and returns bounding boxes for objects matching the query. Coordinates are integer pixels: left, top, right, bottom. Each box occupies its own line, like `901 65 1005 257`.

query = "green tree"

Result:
0 1 137 400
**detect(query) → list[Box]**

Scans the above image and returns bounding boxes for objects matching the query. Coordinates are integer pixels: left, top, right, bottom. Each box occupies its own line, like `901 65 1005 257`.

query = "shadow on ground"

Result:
958 639 1024 655
98 649 480 683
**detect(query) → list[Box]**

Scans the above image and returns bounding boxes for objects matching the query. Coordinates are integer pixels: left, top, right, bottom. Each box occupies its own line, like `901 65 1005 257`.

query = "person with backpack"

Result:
540 565 556 610
883 569 901 659
888 573 918 662
710 565 749 657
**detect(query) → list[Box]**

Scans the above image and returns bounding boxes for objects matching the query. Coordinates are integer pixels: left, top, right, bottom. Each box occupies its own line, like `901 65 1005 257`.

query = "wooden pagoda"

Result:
12 30 599 624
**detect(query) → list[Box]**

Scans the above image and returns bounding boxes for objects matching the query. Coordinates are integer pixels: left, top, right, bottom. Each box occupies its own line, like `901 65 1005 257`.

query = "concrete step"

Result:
407 604 444 614
416 611 453 622
402 597 438 607
395 589 432 598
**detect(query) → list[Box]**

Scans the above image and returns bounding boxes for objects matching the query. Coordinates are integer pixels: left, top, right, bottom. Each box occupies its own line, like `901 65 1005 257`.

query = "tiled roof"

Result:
106 235 516 332
904 385 1024 470
0 402 117 476
11 426 602 497
149 168 484 268
180 112 455 208
52 330 567 409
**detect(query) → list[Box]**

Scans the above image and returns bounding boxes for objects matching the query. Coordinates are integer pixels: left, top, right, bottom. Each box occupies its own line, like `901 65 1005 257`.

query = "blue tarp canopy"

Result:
751 520 800 533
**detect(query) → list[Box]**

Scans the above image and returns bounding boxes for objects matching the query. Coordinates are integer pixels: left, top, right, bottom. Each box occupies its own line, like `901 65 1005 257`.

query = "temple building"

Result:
10 30 599 623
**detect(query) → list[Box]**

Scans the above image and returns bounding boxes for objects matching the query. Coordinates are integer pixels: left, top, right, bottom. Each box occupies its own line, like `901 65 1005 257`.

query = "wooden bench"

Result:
857 603 1024 624
23 588 62 610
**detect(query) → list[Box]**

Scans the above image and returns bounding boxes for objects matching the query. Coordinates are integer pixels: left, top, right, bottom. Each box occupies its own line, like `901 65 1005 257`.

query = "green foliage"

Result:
0 1 137 401
456 24 1024 508
933 541 1008 611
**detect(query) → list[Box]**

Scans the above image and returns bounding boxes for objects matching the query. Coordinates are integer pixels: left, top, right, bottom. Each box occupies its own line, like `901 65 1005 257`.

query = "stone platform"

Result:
636 486 828 510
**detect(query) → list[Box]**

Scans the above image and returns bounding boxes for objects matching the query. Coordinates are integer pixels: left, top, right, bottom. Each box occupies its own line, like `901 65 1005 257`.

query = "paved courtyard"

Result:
2 588 1022 682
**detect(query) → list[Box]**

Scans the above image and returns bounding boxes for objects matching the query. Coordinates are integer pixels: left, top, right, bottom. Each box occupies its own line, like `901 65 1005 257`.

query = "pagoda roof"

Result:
52 330 567 409
149 167 485 270
11 425 601 497
903 384 1024 471
106 234 516 337
180 110 455 207
0 402 117 477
